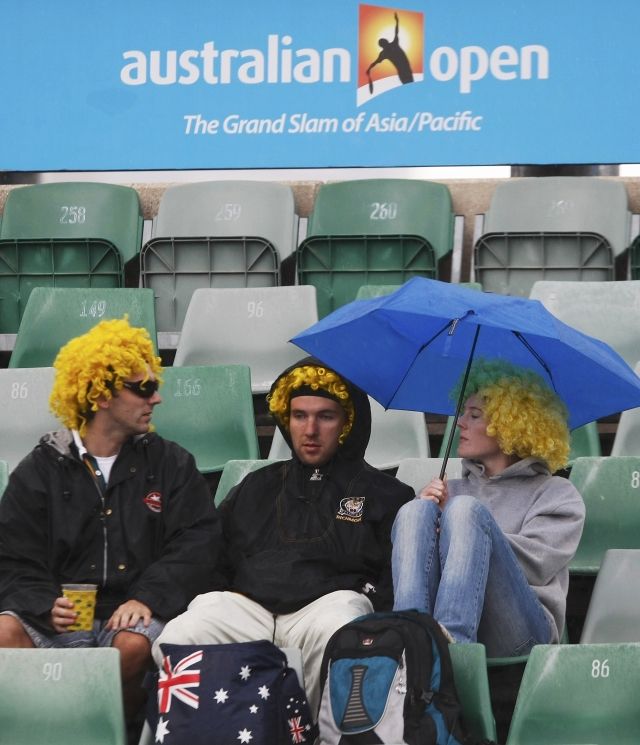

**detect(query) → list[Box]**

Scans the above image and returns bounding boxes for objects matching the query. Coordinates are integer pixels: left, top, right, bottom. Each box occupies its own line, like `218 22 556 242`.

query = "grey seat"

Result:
173 286 318 393
140 181 297 337
268 396 431 470
0 459 8 499
611 364 640 455
580 549 640 643
529 280 640 369
474 177 630 296
395 457 464 492
0 367 59 473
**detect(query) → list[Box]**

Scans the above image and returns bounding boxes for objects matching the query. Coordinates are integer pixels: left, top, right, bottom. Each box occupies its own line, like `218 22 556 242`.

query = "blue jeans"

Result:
391 495 553 657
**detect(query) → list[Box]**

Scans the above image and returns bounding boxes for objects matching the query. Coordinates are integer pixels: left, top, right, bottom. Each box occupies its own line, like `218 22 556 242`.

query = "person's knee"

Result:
392 498 438 540
112 630 152 678
0 615 34 648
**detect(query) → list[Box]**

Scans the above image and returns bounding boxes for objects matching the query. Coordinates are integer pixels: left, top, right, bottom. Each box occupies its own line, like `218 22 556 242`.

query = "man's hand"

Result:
50 596 79 633
105 599 152 631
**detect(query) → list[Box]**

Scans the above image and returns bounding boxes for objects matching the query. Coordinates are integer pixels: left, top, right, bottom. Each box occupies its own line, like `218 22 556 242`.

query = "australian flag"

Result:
147 640 317 745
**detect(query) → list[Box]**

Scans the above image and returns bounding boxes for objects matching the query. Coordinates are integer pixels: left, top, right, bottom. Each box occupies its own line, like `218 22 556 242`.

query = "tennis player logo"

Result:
358 4 424 105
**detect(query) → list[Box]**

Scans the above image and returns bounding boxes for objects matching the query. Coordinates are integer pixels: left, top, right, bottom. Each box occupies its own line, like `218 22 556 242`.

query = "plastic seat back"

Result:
152 365 259 473
530 280 640 369
449 643 497 744
0 182 142 263
214 458 284 507
395 457 464 492
0 647 125 745
569 456 640 574
611 366 640 456
173 286 318 393
298 179 453 316
141 182 295 334
580 549 640 643
505 643 640 745
268 397 431 470
152 181 297 259
0 367 59 473
474 177 628 296
9 287 158 368
0 184 140 334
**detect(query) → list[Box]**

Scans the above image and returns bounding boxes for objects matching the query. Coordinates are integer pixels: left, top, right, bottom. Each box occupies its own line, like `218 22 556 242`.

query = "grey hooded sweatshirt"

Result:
447 457 585 641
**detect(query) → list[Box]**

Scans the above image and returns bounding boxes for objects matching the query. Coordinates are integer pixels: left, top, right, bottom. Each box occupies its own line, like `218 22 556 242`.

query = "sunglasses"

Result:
121 379 160 399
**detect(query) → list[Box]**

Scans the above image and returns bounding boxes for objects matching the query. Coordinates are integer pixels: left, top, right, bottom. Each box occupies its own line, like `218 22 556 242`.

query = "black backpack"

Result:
318 610 477 745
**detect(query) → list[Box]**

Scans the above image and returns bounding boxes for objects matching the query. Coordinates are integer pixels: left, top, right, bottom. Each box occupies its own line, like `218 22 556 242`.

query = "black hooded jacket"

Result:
215 358 413 613
0 430 220 632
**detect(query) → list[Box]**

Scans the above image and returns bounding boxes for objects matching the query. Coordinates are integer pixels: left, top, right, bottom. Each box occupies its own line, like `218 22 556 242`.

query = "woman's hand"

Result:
418 476 449 509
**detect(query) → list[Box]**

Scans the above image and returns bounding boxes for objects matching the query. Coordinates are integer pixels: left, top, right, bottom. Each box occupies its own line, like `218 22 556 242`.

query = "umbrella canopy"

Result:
291 277 640 432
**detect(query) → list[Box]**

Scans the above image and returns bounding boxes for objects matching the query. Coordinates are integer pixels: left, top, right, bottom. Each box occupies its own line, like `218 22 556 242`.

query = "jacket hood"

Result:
268 356 371 461
462 456 551 481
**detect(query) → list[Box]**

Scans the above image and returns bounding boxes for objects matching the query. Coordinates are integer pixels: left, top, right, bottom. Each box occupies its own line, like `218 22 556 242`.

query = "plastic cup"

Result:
61 583 98 632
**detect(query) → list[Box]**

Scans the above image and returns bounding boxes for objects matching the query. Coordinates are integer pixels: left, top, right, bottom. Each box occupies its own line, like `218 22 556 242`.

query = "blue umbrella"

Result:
291 277 640 474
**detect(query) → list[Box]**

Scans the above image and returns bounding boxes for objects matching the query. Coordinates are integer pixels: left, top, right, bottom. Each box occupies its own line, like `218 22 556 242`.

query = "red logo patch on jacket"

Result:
143 491 163 513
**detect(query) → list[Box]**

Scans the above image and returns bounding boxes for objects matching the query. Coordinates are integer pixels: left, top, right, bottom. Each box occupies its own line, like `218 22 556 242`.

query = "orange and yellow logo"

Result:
358 5 424 105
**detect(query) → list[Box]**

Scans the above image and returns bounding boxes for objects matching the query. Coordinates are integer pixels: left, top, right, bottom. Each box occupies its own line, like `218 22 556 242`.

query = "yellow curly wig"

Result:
50 317 162 435
268 364 355 444
453 359 570 473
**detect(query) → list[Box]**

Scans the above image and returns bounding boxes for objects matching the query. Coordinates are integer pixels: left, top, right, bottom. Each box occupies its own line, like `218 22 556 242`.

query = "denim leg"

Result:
391 498 441 613
436 494 552 655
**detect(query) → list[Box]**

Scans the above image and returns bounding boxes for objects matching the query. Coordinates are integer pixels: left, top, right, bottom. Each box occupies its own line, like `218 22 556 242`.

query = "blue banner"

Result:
1 0 638 170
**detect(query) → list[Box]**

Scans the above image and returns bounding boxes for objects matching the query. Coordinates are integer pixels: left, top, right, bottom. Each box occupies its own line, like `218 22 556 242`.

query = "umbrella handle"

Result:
439 324 481 479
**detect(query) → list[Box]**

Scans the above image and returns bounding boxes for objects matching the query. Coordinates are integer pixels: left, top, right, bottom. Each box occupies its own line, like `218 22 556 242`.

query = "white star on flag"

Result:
214 688 229 704
258 685 270 700
155 716 170 743
239 665 252 680
249 705 259 714
238 728 253 743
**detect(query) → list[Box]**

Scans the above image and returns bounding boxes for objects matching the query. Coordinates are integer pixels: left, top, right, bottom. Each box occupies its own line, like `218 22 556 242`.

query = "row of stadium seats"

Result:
5 276 640 382
3 562 638 745
2 176 638 340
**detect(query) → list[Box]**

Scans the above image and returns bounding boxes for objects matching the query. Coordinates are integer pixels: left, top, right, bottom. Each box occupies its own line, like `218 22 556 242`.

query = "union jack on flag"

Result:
288 716 306 743
158 649 203 713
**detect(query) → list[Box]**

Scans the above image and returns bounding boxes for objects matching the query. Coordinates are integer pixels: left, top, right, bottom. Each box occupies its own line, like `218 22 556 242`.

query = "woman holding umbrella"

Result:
391 359 585 656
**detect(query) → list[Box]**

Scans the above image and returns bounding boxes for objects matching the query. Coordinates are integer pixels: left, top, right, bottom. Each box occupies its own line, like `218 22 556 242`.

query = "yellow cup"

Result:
61 583 98 632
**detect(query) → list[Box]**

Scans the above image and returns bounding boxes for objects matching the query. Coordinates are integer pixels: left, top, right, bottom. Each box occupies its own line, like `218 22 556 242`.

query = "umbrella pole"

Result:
439 324 481 480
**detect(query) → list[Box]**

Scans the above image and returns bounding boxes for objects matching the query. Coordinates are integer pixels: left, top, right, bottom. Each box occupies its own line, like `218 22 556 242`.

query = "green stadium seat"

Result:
297 179 454 317
0 647 125 745
140 181 296 336
214 458 284 507
0 367 59 473
580 549 640 643
0 183 142 336
530 280 640 370
9 287 158 368
505 643 640 744
268 396 430 470
355 281 481 302
152 365 259 474
173 285 318 393
0 459 7 499
449 643 498 744
569 456 640 575
474 177 630 296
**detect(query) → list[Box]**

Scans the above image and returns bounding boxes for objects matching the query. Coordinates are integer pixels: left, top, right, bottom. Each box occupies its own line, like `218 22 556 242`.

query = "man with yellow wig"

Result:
392 359 585 655
0 318 220 731
153 356 413 715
